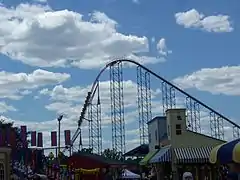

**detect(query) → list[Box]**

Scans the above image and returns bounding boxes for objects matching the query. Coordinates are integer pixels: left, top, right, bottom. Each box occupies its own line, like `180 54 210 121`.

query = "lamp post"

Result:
57 115 63 161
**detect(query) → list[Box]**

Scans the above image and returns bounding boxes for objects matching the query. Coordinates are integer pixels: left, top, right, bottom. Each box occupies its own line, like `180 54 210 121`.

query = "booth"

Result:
120 169 140 179
209 138 240 178
46 152 128 180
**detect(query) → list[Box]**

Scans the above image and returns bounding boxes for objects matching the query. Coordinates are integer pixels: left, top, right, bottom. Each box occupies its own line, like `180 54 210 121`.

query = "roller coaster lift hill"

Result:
64 59 240 155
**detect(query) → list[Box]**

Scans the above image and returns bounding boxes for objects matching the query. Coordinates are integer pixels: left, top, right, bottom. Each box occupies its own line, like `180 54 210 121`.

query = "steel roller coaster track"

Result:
64 59 240 154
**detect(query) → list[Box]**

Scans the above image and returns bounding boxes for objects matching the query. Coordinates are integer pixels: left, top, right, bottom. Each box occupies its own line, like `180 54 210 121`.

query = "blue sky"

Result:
0 0 239 151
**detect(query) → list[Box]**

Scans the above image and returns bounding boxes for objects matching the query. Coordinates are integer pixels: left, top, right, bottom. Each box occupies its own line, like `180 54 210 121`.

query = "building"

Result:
147 116 167 152
141 108 225 179
0 148 11 180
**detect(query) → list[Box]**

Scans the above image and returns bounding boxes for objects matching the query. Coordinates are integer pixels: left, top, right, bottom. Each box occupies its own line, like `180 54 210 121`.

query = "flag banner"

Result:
10 129 16 148
6 126 11 145
32 149 36 170
64 130 71 146
0 129 4 146
31 131 36 146
51 131 57 146
1 129 6 146
20 126 27 148
37 132 43 147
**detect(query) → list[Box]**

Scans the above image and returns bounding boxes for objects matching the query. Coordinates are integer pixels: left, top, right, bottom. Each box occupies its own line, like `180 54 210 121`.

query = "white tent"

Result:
121 169 141 179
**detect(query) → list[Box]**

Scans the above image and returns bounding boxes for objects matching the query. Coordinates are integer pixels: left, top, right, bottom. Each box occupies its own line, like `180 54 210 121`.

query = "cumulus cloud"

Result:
175 9 233 32
132 0 140 4
173 65 240 96
34 80 163 151
0 69 70 100
156 38 172 56
0 102 17 113
0 3 164 69
33 0 47 3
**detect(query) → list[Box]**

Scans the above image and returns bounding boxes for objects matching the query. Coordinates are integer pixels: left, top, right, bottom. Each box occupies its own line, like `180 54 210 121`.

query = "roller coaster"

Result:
64 59 240 155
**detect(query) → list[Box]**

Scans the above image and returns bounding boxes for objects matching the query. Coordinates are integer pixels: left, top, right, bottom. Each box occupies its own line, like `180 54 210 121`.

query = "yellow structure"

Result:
146 109 226 180
166 109 224 148
167 109 225 179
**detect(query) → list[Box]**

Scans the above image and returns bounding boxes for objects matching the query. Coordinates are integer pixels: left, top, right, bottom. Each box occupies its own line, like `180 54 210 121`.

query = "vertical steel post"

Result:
110 62 125 154
137 66 152 145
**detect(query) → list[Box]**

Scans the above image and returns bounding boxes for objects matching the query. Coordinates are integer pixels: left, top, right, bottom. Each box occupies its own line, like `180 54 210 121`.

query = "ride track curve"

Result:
67 58 240 154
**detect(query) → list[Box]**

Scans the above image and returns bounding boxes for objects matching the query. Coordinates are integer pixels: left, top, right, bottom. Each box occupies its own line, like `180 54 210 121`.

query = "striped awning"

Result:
139 150 158 166
174 146 213 163
209 139 240 164
149 145 171 163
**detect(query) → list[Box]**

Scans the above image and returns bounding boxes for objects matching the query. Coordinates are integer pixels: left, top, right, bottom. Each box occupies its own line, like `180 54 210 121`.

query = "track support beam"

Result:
110 62 125 154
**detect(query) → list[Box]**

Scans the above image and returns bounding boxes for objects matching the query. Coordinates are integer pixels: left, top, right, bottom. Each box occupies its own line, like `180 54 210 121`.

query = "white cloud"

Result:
151 37 155 43
173 65 240 96
0 69 70 100
175 9 233 33
0 101 17 113
40 85 86 102
39 80 160 109
0 3 164 69
33 0 47 3
32 80 162 151
132 0 140 4
156 38 172 56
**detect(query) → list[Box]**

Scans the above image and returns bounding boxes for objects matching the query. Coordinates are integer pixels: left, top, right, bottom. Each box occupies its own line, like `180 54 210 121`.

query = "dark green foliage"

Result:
0 119 23 148
101 148 123 161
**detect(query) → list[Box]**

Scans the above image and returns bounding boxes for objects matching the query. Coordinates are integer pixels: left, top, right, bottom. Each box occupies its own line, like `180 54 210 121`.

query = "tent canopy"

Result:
121 169 140 179
209 138 240 164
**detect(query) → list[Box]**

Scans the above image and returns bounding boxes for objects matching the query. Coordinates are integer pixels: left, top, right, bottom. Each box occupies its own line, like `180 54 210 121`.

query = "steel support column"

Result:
137 66 152 145
233 126 240 139
88 103 102 154
162 81 176 114
110 62 125 154
210 112 224 140
186 98 201 133
88 82 102 154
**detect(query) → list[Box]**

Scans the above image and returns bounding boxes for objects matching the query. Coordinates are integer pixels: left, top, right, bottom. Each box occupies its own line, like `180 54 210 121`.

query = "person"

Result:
182 172 193 180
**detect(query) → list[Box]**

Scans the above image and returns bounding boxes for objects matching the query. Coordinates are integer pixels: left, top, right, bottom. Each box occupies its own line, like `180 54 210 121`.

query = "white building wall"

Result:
147 116 167 152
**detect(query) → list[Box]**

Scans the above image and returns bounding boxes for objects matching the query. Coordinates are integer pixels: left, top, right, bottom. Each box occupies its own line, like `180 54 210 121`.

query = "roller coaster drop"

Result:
67 59 240 155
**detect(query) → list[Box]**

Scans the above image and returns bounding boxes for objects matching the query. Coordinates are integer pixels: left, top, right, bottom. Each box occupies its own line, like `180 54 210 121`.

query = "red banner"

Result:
64 130 71 146
31 131 36 146
37 132 43 147
51 131 57 146
21 126 27 148
0 129 5 146
10 129 16 148
6 126 10 145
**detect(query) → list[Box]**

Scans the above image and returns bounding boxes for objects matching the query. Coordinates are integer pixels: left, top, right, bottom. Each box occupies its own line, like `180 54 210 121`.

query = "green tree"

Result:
0 119 24 148
72 148 93 155
102 148 123 160
79 148 93 153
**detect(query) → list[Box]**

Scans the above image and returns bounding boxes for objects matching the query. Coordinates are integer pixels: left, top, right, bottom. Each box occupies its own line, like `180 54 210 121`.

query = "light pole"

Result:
57 115 63 160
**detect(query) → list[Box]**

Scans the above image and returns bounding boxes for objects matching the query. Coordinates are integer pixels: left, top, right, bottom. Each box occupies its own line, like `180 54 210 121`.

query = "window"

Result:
176 124 181 129
177 115 182 120
155 130 158 141
176 124 182 135
149 133 151 143
0 163 4 180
